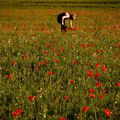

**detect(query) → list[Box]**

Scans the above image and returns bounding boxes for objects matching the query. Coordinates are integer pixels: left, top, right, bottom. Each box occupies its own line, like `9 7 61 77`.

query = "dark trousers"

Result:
57 16 67 31
61 25 67 32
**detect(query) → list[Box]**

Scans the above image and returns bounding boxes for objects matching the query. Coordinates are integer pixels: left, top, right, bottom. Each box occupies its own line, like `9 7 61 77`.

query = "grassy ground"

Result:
0 1 120 120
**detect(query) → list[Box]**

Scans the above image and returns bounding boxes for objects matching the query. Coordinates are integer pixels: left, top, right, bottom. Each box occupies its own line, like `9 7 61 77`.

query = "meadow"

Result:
0 0 120 120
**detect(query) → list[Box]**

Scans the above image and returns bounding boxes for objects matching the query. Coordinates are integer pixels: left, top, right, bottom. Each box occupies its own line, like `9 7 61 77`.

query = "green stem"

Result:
94 108 97 120
92 99 97 120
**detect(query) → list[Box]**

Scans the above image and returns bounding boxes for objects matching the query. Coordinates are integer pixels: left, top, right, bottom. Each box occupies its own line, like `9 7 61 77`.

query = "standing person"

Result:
57 12 76 31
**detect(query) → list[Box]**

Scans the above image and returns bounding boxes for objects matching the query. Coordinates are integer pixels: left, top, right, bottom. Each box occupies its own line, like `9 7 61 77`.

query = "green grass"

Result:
0 4 120 120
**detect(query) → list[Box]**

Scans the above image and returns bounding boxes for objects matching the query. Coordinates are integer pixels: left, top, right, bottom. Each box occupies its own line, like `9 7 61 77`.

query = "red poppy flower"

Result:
65 95 69 101
55 59 60 63
29 95 36 101
72 27 78 31
95 82 101 88
12 109 23 117
59 47 63 51
101 65 107 71
87 70 93 77
47 71 54 75
96 63 100 68
98 94 103 99
69 79 75 84
104 109 111 117
90 94 95 98
73 60 78 65
44 60 49 64
95 73 101 77
116 82 120 87
6 74 13 79
102 89 107 93
60 117 66 120
81 44 86 49
57 52 61 55
90 43 95 47
82 106 89 112
51 47 55 51
89 89 94 93
34 67 39 71
43 51 48 54
38 62 43 66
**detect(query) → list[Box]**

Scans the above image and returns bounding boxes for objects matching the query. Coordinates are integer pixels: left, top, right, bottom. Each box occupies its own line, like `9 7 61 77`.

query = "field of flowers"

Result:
0 4 120 120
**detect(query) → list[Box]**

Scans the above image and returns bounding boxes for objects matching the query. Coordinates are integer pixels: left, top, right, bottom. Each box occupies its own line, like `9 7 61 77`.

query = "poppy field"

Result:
0 1 120 120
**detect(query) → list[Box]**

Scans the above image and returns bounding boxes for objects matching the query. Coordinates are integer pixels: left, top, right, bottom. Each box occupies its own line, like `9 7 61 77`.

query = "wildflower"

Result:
47 71 54 75
43 51 48 55
44 60 49 64
104 109 111 117
65 95 69 101
90 43 95 47
38 62 43 66
95 82 101 88
34 67 39 71
60 117 66 120
90 94 95 98
102 89 107 93
73 60 78 65
69 79 75 84
72 27 78 31
96 63 100 68
87 70 93 77
6 74 13 79
55 59 60 63
29 95 36 101
95 73 101 77
59 47 63 51
57 52 61 55
102 65 107 71
81 44 86 49
51 47 55 51
82 106 89 112
116 82 120 87
12 109 23 117
89 89 94 93
98 94 103 99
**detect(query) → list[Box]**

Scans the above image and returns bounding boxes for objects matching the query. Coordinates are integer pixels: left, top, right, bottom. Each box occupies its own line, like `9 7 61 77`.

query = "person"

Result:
57 12 76 32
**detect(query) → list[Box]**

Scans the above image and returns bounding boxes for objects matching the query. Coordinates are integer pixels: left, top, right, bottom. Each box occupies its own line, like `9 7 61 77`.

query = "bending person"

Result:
57 12 76 31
